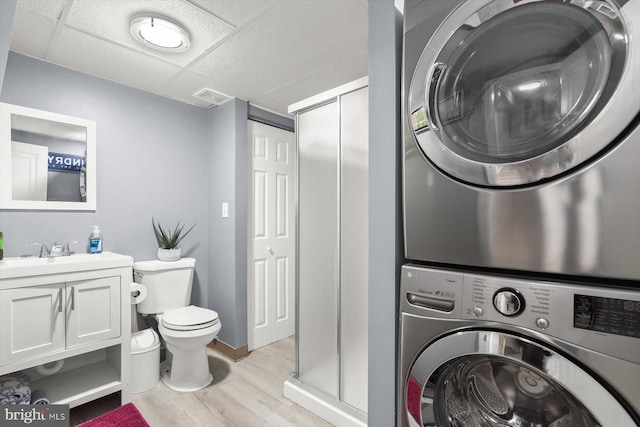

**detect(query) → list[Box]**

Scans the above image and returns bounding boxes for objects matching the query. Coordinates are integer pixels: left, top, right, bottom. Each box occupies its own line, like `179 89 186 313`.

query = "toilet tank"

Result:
134 258 196 315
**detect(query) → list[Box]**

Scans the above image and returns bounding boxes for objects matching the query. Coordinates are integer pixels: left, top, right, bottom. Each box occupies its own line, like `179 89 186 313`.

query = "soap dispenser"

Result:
89 226 103 254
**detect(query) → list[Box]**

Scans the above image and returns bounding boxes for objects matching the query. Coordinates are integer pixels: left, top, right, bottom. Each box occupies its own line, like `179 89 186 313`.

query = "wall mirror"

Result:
0 102 96 210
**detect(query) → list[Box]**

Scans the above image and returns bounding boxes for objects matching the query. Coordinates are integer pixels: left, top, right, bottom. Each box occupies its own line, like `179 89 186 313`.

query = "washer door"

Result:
408 0 640 187
405 330 636 427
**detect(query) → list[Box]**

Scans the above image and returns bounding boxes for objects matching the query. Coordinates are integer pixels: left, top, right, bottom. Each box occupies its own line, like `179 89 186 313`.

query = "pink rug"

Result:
79 403 150 427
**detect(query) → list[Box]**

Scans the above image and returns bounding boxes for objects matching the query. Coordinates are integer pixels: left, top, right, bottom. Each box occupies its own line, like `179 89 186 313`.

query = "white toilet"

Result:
133 257 221 392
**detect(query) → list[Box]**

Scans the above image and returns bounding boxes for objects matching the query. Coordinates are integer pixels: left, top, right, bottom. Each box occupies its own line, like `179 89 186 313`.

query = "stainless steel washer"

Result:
403 0 640 280
398 265 640 427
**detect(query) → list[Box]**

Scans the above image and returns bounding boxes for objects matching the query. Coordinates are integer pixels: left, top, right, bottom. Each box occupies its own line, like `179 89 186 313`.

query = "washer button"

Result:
473 306 484 317
535 317 549 330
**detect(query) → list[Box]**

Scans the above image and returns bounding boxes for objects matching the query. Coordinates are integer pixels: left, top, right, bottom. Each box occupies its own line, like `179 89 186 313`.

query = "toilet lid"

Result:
161 305 219 331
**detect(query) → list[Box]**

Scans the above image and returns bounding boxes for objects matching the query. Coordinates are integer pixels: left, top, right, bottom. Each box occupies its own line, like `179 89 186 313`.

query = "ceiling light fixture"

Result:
130 16 190 53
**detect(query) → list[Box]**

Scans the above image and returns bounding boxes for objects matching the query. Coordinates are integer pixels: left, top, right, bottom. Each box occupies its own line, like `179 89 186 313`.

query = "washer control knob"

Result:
535 317 550 330
472 306 484 317
493 288 524 317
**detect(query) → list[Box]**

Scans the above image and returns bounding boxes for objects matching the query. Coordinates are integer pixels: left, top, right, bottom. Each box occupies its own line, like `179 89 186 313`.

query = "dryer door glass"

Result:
431 2 614 163
409 0 634 186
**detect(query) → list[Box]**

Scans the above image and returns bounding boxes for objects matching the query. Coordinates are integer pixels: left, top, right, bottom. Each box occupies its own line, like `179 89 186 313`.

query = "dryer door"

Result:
405 330 637 427
408 0 640 187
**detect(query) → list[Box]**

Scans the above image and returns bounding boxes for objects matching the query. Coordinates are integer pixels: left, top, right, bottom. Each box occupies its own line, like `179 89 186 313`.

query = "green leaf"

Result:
152 218 195 249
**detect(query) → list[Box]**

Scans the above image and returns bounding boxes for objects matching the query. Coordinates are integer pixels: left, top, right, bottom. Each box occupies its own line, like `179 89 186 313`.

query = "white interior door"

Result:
11 141 48 201
248 120 296 351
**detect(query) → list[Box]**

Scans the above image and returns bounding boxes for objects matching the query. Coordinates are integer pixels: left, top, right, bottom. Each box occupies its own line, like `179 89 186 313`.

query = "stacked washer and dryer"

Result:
400 1 640 426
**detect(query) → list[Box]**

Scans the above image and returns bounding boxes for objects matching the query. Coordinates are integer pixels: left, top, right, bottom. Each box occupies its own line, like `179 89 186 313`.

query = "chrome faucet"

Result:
29 241 77 257
29 242 50 258
62 241 78 256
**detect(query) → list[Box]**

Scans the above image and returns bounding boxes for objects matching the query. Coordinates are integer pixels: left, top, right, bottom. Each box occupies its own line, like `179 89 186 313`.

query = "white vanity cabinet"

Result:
0 283 66 364
66 277 120 349
0 253 132 408
1 277 120 364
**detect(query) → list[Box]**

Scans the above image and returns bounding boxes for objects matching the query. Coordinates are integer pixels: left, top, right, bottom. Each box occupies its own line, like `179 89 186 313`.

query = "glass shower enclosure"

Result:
284 77 369 426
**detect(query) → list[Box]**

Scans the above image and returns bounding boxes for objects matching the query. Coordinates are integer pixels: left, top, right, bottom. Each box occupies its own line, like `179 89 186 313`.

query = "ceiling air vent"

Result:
193 88 231 107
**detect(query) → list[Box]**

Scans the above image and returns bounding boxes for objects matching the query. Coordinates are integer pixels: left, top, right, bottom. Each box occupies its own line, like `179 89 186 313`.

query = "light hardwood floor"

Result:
70 337 332 426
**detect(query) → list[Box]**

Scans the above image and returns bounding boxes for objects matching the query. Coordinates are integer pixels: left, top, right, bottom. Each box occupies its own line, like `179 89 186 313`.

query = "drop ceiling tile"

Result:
190 0 367 96
249 95 291 117
264 50 368 107
47 27 181 93
64 0 234 67
9 0 369 116
187 0 274 27
10 7 57 59
15 0 66 19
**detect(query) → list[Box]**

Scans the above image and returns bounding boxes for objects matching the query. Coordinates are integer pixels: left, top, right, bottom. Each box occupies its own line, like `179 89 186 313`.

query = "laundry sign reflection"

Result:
48 152 85 173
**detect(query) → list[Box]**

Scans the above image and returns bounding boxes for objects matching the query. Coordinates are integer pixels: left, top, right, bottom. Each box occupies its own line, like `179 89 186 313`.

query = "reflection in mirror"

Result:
11 114 87 202
0 103 96 211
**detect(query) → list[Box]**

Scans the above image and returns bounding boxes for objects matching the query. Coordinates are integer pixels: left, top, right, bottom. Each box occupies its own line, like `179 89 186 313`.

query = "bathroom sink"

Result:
0 252 133 281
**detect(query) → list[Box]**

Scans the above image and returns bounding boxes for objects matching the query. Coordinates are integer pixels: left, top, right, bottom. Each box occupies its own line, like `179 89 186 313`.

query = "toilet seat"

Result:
160 305 219 332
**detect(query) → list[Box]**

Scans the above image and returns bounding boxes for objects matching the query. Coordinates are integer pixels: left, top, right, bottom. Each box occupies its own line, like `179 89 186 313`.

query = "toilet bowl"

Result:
157 305 221 392
133 258 222 392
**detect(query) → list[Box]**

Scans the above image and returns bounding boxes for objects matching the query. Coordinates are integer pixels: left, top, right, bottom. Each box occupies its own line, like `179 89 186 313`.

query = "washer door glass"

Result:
409 0 635 186
405 330 636 427
431 356 597 426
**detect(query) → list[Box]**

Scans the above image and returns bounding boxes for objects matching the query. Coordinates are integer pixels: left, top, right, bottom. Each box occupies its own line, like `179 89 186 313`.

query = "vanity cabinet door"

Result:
0 284 66 365
66 277 120 348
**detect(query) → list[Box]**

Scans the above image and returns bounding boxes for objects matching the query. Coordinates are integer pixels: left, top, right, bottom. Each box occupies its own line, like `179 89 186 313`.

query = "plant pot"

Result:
158 248 181 262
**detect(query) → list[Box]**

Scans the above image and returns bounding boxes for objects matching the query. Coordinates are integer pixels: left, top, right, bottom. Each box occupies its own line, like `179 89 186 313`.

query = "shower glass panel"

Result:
297 101 340 397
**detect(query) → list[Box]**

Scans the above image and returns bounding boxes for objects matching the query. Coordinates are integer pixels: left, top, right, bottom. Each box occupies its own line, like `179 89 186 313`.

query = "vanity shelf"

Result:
31 359 121 408
0 252 132 407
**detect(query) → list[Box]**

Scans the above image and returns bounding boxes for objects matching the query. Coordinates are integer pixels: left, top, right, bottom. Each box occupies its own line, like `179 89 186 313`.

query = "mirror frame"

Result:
0 102 97 211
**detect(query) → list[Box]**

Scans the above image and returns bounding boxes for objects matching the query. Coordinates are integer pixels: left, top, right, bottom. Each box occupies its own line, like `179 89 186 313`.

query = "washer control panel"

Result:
401 265 640 362
461 272 640 345
462 274 555 331
401 265 463 319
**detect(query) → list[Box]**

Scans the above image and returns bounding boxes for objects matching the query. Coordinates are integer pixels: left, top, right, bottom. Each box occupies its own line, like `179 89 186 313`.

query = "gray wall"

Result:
368 1 404 426
0 51 292 351
0 0 16 94
0 53 210 308
207 99 249 348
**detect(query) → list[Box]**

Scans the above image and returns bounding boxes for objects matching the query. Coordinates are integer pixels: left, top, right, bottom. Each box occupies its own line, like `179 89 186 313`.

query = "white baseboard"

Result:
283 376 367 427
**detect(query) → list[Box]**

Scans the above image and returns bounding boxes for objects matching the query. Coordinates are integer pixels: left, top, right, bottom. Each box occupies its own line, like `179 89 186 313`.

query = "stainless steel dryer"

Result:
403 0 640 280
398 264 640 427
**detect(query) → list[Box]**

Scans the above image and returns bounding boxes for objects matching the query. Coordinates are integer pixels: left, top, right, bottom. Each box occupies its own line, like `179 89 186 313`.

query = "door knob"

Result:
267 247 274 255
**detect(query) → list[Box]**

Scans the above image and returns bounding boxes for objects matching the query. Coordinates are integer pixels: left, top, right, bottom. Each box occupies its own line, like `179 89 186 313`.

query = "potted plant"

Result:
152 218 196 261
